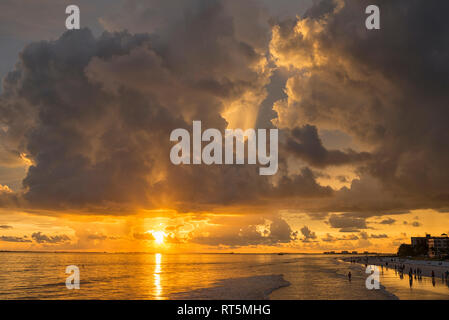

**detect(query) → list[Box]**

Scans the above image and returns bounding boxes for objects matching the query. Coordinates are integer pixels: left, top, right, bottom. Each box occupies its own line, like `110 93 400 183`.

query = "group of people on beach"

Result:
346 256 449 288
387 259 449 286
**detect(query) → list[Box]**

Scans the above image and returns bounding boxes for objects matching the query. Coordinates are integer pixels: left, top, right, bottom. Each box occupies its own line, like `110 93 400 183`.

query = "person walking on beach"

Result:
432 270 436 287
348 271 352 282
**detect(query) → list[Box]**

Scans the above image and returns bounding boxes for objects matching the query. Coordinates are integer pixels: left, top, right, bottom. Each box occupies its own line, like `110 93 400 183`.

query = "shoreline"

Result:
344 256 449 279
337 258 399 300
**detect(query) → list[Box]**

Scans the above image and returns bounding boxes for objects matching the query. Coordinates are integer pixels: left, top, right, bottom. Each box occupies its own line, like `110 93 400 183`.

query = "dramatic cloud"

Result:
0 0 449 251
0 224 12 229
0 0 333 215
285 125 371 168
271 0 449 215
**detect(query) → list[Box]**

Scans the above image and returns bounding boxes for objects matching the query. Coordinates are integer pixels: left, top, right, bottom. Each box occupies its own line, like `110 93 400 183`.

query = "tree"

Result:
397 244 414 257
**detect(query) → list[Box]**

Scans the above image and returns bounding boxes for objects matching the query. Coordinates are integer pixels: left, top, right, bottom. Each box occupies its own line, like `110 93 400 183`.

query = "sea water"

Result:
0 252 447 300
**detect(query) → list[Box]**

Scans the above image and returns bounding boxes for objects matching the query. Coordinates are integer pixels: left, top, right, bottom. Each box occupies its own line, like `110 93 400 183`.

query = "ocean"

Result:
0 252 448 300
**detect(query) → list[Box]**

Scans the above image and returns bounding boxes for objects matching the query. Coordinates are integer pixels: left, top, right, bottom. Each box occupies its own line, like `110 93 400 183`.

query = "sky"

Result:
0 0 448 253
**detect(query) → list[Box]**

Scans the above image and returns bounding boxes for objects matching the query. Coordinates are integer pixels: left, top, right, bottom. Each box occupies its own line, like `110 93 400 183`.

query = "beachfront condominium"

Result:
411 234 449 258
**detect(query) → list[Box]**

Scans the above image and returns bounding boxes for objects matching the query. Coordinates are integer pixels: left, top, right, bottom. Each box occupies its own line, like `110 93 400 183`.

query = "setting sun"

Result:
152 231 166 244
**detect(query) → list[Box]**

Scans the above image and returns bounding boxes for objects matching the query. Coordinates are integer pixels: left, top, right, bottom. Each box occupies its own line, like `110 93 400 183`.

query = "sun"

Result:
152 231 166 244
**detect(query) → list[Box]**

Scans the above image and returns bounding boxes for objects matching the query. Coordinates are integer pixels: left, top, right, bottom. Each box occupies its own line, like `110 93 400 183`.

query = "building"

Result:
411 235 429 247
427 234 449 257
410 234 449 257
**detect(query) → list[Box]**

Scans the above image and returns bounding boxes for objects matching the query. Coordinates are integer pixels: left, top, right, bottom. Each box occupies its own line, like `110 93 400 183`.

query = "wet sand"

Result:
346 256 449 279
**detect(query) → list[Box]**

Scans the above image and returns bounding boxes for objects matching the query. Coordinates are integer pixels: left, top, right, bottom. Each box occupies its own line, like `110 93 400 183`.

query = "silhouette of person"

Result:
432 270 436 287
348 271 352 282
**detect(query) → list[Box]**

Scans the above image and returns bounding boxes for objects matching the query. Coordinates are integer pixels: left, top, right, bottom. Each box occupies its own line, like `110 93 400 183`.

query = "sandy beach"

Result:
345 256 449 279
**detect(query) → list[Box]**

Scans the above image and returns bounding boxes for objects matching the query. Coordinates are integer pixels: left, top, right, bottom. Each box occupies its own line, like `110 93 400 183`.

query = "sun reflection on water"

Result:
154 253 163 299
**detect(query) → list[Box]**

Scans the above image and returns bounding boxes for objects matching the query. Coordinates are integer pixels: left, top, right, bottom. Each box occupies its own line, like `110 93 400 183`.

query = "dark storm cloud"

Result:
285 125 371 168
31 232 70 244
0 2 256 211
270 167 333 199
0 0 333 214
1 0 448 228
0 224 12 229
272 0 449 213
0 0 123 93
3 29 170 211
